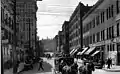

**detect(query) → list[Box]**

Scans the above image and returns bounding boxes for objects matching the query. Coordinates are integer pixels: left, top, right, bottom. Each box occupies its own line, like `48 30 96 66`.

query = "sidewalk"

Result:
4 62 24 74
103 65 120 72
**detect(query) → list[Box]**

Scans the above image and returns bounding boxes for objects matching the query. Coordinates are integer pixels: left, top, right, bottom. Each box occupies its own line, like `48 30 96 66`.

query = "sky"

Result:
37 0 98 40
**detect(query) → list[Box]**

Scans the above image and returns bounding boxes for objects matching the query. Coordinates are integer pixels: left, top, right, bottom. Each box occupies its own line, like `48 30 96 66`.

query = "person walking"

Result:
107 58 111 69
86 60 95 74
71 61 78 74
110 58 112 67
38 58 44 71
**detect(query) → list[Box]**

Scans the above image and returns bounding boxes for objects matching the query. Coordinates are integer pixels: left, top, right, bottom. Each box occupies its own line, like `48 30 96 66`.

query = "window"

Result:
110 44 112 51
111 26 114 38
116 0 119 14
107 28 109 39
96 32 100 42
93 34 95 43
111 5 114 17
101 12 105 23
109 27 112 38
108 7 111 18
107 45 109 51
103 30 105 40
92 18 95 28
90 36 92 44
117 23 119 36
96 15 100 25
113 44 115 51
106 8 109 20
101 31 103 41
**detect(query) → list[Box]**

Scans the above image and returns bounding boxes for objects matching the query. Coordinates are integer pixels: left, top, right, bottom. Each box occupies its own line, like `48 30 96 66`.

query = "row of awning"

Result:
70 46 100 57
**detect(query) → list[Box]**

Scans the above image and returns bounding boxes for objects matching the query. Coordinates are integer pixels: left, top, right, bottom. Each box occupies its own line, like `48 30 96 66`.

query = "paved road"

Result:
21 57 120 74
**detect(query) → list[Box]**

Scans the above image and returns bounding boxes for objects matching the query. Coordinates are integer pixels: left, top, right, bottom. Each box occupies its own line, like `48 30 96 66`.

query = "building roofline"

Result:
82 0 104 20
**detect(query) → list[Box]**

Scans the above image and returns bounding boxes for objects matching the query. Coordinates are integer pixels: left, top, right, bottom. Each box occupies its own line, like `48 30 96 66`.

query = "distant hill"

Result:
41 38 56 52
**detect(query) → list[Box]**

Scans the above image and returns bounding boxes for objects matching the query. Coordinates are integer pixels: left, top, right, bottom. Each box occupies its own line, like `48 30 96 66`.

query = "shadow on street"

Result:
20 61 53 74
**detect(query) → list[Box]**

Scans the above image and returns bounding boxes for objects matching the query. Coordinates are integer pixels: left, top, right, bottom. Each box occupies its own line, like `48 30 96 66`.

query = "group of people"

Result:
58 59 95 74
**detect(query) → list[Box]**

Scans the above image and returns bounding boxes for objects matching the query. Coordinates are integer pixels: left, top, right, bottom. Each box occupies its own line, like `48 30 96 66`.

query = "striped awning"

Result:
70 48 76 54
91 51 100 56
81 47 89 55
84 47 96 55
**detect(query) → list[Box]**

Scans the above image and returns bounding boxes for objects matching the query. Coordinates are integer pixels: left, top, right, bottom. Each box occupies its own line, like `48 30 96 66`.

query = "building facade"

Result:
82 0 120 65
62 21 69 54
1 0 16 68
16 0 38 56
69 2 92 53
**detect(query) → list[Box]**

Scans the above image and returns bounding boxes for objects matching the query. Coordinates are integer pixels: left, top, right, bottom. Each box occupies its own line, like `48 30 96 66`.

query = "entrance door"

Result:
117 43 120 65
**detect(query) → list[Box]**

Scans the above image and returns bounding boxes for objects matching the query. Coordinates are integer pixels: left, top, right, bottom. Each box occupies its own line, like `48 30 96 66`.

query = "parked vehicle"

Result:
54 57 74 74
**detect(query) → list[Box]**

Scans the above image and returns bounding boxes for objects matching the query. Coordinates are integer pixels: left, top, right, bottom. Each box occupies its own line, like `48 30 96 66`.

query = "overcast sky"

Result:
37 0 98 40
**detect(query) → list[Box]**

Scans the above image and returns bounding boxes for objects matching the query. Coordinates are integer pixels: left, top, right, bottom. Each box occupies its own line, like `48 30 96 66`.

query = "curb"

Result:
103 69 120 72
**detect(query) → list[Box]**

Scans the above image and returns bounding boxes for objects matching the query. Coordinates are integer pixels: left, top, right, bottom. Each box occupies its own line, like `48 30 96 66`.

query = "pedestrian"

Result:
107 58 111 69
71 61 78 74
86 60 95 74
38 58 44 71
110 58 112 67
78 62 87 74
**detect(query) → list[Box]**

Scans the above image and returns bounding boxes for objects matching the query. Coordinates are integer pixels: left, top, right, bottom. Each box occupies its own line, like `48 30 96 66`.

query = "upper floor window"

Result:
116 0 120 14
117 23 120 36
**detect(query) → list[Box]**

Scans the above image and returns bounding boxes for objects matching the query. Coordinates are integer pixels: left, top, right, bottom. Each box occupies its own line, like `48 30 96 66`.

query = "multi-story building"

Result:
54 35 58 52
58 31 64 53
82 0 120 65
16 0 38 56
1 0 16 68
62 21 69 54
69 2 92 55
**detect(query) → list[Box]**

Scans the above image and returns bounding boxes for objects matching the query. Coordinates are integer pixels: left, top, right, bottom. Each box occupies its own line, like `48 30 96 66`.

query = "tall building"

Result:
58 31 64 53
62 21 69 54
81 0 120 65
16 0 38 56
69 2 92 55
1 0 16 68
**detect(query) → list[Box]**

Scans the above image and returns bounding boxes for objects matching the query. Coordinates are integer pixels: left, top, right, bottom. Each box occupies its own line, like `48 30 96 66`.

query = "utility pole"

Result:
13 0 17 74
79 2 83 49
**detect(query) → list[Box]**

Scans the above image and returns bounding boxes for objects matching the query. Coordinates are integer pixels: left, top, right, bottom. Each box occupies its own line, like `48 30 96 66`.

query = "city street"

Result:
18 57 120 74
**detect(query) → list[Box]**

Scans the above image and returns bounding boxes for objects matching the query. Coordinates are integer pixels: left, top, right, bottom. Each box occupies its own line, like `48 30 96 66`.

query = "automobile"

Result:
54 57 74 74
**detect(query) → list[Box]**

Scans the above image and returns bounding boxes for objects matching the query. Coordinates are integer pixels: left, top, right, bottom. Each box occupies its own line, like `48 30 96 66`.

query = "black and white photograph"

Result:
1 0 120 74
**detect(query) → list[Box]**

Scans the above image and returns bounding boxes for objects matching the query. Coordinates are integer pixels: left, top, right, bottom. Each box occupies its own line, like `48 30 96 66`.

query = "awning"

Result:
91 50 100 56
84 47 96 55
77 52 82 55
81 47 89 55
71 48 79 55
70 48 76 54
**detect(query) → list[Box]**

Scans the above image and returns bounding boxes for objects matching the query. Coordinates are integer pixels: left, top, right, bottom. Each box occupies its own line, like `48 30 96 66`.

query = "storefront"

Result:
117 43 120 65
